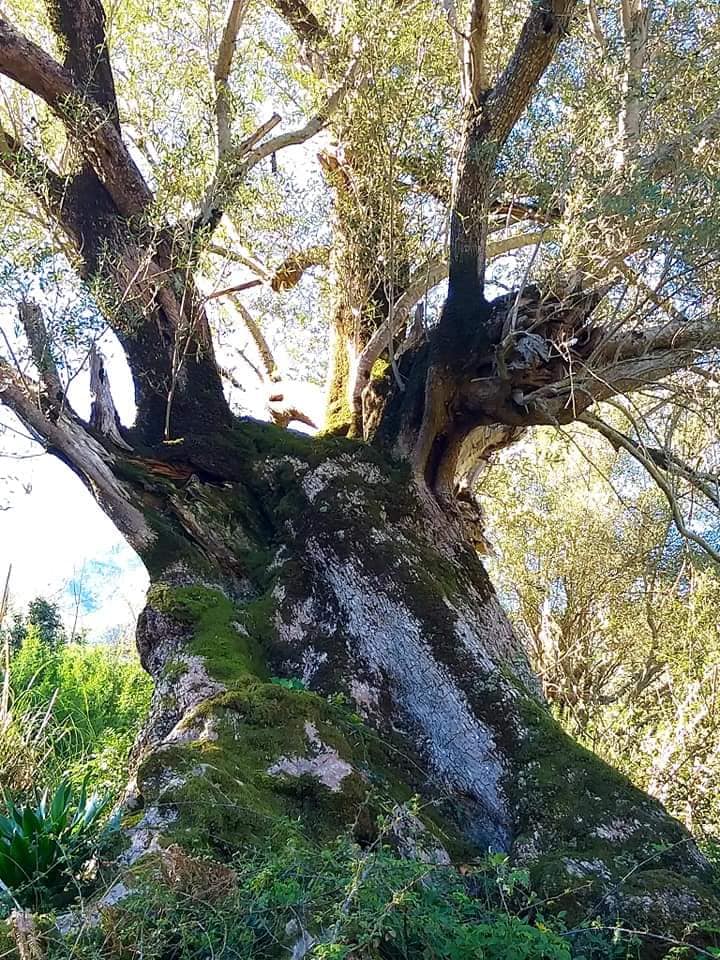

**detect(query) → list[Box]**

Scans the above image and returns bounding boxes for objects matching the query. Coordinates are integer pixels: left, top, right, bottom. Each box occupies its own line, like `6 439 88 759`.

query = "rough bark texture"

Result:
107 420 719 942
1 2 720 951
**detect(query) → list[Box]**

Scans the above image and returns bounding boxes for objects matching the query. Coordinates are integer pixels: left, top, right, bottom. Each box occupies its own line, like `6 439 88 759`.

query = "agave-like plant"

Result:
0 779 117 908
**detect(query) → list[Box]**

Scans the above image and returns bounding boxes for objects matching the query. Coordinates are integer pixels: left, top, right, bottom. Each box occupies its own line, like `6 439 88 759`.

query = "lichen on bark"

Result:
107 428 718 946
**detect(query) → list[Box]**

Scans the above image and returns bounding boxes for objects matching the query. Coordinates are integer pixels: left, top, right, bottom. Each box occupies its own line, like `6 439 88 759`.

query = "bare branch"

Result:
225 296 278 381
614 0 649 170
214 0 252 161
465 0 490 104
580 410 720 565
242 56 362 172
439 0 465 94
198 57 361 230
586 0 607 50
0 357 152 549
89 343 132 450
487 0 578 147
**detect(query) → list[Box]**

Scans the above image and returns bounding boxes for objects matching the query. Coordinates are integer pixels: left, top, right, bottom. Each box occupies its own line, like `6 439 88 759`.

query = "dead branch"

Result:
214 0 252 161
89 343 132 450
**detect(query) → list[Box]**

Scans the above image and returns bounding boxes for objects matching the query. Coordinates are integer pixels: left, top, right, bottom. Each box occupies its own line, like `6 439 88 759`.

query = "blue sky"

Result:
0 447 148 641
0 333 149 641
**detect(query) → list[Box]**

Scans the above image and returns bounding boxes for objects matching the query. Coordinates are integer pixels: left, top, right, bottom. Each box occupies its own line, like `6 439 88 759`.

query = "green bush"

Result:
0 780 117 909
45 838 579 960
3 624 151 798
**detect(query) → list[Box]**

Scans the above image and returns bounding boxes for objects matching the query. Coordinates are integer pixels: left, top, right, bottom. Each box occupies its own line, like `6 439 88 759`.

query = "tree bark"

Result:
109 418 718 941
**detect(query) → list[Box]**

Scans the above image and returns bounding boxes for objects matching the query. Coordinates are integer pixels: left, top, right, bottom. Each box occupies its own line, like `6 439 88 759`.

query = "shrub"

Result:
2 627 151 798
0 780 117 910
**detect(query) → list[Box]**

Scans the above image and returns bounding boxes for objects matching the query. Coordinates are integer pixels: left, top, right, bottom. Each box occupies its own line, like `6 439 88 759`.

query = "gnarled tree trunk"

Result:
102 418 716 939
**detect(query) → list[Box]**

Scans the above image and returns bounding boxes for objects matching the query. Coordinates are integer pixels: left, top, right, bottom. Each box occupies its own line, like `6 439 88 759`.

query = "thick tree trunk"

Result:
116 421 718 940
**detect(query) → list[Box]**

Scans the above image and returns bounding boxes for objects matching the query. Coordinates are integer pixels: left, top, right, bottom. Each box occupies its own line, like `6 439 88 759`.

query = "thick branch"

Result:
18 301 63 404
446 0 578 300
268 0 328 48
352 231 552 427
465 0 490 103
45 0 120 124
487 0 578 147
0 357 151 549
0 15 152 217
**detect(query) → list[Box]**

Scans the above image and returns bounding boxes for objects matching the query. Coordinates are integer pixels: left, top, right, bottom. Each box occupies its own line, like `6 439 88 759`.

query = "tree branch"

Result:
440 0 466 96
580 410 720 565
613 0 649 170
89 343 132 450
242 55 362 171
18 301 63 405
0 355 152 549
351 230 554 428
214 0 252 163
45 0 120 124
270 245 330 290
487 0 578 146
464 0 490 104
0 15 152 217
0 126 68 223
268 0 328 49
197 56 361 230
225 295 278 381
445 0 578 299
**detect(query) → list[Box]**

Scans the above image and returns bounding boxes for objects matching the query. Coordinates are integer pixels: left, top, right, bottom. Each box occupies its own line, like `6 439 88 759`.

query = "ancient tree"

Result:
0 0 719 941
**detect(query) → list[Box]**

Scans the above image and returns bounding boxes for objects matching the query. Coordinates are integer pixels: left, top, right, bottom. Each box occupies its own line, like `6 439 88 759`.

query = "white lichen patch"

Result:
317 546 511 850
122 806 179 865
350 678 380 715
165 712 220 746
302 454 383 504
267 721 354 792
593 818 640 842
275 594 320 648
562 858 612 881
301 647 328 685
302 457 350 502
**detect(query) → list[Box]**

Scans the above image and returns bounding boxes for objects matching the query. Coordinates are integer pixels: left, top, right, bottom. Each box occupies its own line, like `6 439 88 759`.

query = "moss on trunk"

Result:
104 424 720 946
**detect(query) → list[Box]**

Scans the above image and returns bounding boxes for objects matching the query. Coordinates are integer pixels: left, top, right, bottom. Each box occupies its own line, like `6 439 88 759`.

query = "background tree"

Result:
0 0 719 944
481 422 720 837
